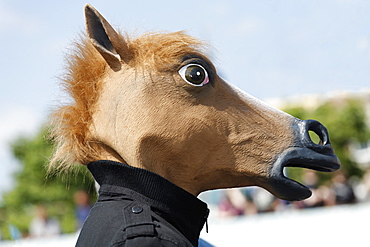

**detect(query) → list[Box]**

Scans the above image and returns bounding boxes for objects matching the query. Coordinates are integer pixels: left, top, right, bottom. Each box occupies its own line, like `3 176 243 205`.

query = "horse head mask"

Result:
50 4 340 201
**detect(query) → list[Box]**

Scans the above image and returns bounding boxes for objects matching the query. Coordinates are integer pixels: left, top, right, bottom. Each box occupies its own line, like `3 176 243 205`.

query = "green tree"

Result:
284 98 370 183
0 127 96 239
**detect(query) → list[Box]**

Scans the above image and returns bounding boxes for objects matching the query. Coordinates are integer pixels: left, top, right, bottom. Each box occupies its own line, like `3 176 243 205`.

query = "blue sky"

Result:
1 0 370 197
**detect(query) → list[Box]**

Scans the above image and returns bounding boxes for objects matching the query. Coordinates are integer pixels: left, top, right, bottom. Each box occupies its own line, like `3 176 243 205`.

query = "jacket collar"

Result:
88 160 209 246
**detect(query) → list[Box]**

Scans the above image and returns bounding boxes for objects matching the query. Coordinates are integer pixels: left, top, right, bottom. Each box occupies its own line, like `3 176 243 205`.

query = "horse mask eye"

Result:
178 64 209 86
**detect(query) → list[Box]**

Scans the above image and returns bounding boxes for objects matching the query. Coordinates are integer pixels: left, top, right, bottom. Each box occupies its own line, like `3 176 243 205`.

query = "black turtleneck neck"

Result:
88 160 209 246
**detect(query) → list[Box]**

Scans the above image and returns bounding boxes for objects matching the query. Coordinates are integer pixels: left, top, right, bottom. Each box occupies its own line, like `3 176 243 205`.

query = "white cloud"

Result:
0 107 43 197
357 37 369 51
0 107 42 142
209 2 232 16
0 2 44 36
236 17 264 35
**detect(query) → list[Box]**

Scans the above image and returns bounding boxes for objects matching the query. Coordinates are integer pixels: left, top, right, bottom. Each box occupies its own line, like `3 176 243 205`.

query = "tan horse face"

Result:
85 5 339 201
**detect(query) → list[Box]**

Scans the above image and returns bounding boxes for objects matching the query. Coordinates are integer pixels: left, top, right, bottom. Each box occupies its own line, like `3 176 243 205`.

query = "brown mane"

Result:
49 31 205 171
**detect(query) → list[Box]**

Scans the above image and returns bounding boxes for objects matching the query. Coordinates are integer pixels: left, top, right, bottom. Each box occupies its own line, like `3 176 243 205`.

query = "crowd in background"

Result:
6 167 370 239
216 168 370 217
24 190 92 239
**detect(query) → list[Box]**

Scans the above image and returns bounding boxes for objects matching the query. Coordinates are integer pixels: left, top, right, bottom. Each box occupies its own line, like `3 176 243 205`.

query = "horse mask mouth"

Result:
264 119 340 201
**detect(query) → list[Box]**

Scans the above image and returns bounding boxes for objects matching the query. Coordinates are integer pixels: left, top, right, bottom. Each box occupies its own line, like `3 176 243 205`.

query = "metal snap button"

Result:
131 205 143 214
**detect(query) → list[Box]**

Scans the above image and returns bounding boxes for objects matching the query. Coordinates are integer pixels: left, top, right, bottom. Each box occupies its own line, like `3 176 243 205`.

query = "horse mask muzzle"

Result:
265 119 340 201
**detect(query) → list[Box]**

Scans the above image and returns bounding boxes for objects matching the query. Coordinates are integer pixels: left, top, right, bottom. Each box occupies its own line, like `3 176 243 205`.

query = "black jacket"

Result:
76 160 210 247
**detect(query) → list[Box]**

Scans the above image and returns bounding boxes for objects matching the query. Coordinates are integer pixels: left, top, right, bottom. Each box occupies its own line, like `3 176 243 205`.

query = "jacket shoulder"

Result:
77 200 194 247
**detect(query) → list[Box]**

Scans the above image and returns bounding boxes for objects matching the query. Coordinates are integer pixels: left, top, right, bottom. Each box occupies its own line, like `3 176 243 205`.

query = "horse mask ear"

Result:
84 4 131 71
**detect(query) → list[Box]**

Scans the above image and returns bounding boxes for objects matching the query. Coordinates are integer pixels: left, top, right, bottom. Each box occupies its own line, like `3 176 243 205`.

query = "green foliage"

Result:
0 127 96 239
284 98 370 184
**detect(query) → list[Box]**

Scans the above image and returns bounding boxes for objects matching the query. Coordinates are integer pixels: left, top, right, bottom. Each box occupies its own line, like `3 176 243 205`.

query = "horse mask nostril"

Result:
304 120 329 146
308 130 324 145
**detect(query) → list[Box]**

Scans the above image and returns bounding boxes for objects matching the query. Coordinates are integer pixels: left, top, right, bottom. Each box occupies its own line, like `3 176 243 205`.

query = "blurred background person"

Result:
29 205 60 238
74 190 92 230
332 171 356 205
219 188 249 217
